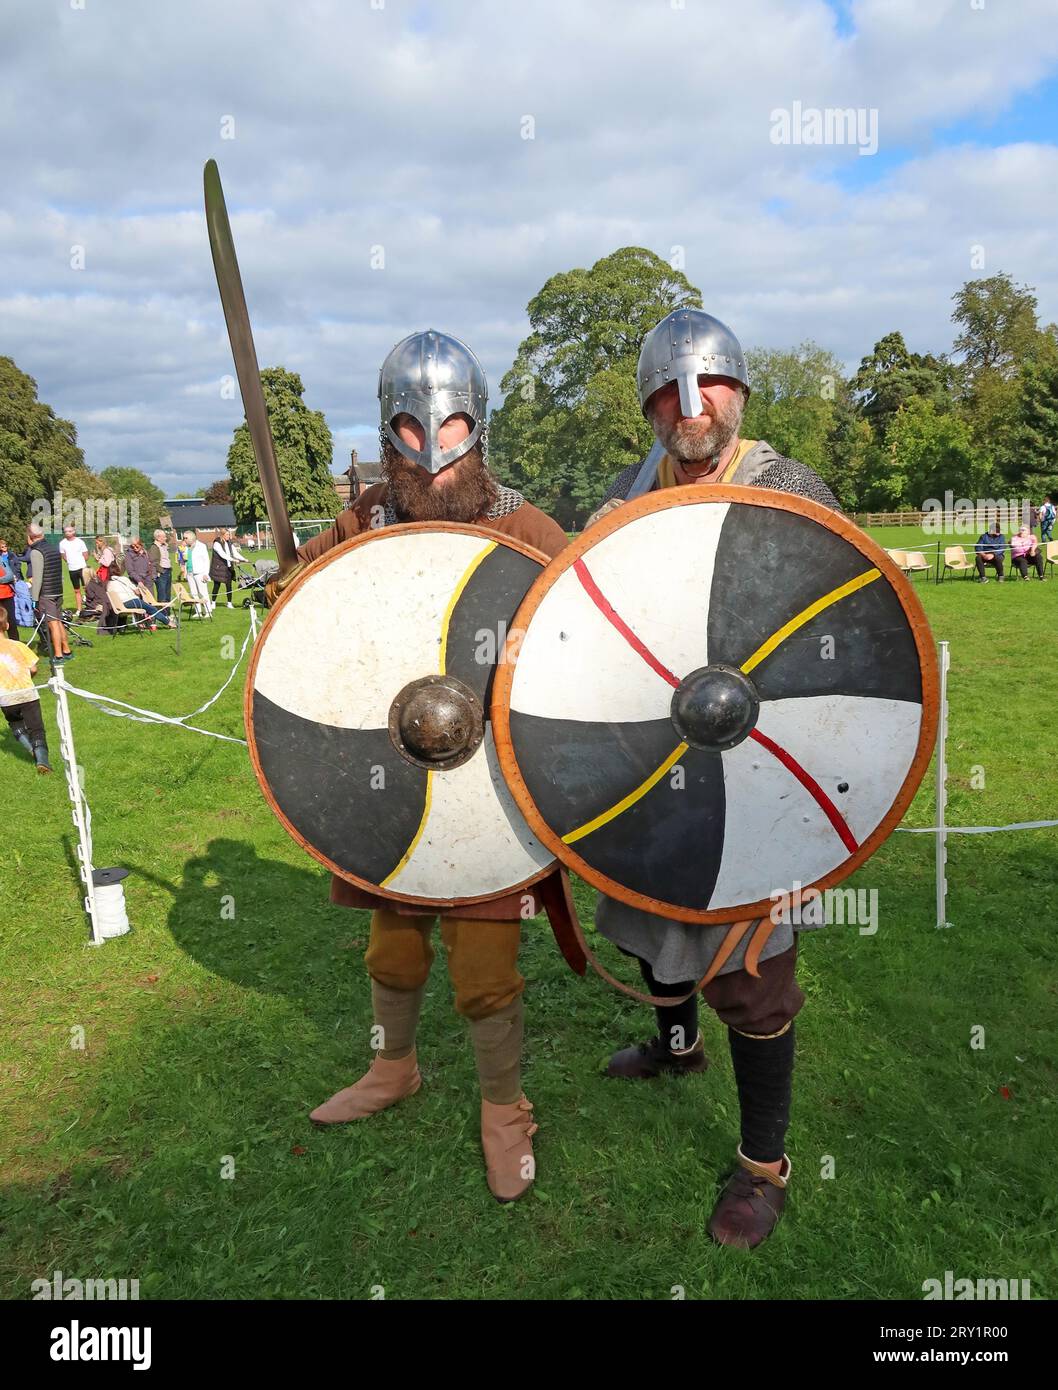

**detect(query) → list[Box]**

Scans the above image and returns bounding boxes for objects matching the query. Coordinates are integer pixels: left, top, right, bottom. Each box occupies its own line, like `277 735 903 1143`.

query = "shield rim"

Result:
491 484 940 925
245 520 558 907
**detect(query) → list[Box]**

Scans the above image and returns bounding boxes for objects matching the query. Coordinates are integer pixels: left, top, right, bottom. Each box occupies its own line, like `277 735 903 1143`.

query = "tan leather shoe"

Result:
481 1095 538 1202
309 1051 421 1125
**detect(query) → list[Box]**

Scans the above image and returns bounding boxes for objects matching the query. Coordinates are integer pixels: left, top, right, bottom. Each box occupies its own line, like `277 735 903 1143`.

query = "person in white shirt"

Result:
181 529 213 617
59 525 90 614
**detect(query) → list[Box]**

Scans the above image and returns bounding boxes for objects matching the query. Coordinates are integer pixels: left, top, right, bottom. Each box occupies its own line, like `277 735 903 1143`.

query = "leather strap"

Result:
537 868 588 977
564 906 769 1007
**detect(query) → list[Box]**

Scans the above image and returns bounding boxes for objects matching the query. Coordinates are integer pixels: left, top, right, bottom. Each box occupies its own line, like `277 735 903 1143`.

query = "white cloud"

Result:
1 0 1056 490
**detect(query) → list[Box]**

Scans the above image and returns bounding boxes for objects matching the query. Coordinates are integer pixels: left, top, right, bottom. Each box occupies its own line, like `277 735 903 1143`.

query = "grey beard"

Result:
653 394 745 465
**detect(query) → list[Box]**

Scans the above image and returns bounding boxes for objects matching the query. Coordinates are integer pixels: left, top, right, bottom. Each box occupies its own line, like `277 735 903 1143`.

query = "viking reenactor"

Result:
494 316 933 1250
586 308 841 1246
266 331 568 1201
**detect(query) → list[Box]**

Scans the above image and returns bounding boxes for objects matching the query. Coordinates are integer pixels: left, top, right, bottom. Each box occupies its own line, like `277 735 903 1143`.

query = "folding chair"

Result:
885 548 909 573
105 582 148 634
903 550 931 581
941 545 974 581
1045 541 1058 578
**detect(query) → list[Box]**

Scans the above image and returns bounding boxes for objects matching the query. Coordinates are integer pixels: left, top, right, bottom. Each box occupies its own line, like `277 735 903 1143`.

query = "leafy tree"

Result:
35 466 117 538
203 479 232 506
1011 325 1058 496
100 466 165 532
741 342 848 481
0 356 83 534
823 404 874 511
951 273 1039 380
490 247 699 526
861 398 983 509
850 331 951 438
226 368 340 525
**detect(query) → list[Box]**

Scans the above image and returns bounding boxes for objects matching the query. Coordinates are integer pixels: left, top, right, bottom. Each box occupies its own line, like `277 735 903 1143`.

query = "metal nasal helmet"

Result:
378 330 488 474
636 308 750 419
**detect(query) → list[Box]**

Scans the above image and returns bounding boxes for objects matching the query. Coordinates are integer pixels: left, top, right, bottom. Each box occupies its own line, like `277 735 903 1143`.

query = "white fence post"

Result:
935 640 951 929
50 665 103 945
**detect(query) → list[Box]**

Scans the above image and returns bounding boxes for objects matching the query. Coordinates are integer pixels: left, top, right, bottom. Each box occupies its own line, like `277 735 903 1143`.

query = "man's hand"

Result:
264 560 305 608
584 498 623 530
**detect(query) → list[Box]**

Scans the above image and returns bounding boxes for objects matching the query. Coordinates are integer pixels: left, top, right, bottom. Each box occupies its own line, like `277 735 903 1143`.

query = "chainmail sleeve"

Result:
599 459 644 505
751 457 841 512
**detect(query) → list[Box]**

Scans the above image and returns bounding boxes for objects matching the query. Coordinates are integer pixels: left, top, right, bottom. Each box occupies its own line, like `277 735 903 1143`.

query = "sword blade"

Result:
626 438 665 498
203 159 298 575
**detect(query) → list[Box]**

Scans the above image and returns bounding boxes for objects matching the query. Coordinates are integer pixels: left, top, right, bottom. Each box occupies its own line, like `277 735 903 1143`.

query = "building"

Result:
161 500 239 544
335 450 382 508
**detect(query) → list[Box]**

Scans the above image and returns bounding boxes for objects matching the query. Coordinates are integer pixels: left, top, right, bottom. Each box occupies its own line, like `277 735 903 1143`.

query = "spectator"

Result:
209 527 245 608
0 604 51 772
1010 525 1046 580
5 541 29 581
107 572 171 629
27 522 72 661
1041 496 1056 543
974 522 1006 583
124 535 156 590
0 539 18 640
182 529 213 617
149 529 173 603
80 570 119 635
59 524 90 615
94 536 116 583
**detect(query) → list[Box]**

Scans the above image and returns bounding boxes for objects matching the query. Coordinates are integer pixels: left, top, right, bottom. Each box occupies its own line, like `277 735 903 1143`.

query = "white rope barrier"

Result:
29 609 1058 952
897 819 1058 835
39 614 257 745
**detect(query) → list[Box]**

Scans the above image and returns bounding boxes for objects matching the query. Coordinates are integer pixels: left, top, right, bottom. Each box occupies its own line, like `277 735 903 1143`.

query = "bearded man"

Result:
591 307 840 1249
270 331 567 1202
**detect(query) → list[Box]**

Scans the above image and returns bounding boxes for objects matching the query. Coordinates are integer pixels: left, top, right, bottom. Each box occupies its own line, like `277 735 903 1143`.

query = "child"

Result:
0 604 52 772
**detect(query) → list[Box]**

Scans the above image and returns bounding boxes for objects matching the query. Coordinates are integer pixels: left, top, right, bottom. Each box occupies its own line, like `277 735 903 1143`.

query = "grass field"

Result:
2 527 1056 1301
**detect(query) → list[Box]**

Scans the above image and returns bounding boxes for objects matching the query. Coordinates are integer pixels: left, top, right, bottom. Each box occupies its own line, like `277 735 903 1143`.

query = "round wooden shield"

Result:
492 486 939 924
246 523 556 905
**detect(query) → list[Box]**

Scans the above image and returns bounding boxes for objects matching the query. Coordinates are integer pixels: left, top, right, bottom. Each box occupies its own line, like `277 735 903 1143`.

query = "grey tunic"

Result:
594 439 841 984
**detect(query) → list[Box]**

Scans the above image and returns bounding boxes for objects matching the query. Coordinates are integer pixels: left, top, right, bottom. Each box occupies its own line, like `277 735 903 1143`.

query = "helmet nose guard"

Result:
636 308 749 421
378 329 488 475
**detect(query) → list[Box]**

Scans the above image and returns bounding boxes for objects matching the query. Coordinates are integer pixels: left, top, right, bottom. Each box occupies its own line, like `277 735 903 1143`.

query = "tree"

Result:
203 478 231 506
951 273 1039 380
226 368 340 525
741 342 848 482
860 398 984 510
850 331 951 439
1011 325 1058 495
0 356 83 535
34 466 121 539
490 247 700 526
99 466 165 532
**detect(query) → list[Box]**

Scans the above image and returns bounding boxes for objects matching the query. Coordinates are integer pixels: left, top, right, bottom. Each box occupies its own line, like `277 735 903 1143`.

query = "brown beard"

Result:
382 440 498 523
651 390 745 465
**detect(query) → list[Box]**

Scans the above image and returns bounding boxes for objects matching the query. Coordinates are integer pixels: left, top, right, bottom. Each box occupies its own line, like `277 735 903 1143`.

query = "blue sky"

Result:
1 0 1057 492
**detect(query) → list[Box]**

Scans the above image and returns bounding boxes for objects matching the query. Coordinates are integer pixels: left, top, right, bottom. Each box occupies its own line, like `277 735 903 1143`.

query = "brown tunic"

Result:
296 482 569 919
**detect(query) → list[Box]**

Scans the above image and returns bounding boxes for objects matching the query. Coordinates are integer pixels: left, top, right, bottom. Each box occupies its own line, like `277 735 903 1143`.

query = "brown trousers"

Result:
364 909 523 1021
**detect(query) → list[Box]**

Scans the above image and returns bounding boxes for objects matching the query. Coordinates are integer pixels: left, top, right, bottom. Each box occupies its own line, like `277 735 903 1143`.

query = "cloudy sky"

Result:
3 0 1057 495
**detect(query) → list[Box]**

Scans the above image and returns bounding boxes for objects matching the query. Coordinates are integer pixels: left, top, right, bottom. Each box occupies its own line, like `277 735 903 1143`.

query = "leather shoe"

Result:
606 1033 708 1079
708 1147 790 1249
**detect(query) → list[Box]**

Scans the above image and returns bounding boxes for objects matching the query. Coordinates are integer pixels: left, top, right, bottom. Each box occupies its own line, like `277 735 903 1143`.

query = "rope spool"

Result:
92 867 131 939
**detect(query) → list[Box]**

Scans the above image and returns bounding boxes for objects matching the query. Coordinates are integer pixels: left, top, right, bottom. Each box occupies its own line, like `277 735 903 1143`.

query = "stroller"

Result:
60 607 95 649
235 560 278 609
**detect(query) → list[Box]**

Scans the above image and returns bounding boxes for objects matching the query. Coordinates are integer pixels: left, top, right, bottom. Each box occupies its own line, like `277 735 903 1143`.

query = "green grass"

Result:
1 532 1056 1301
